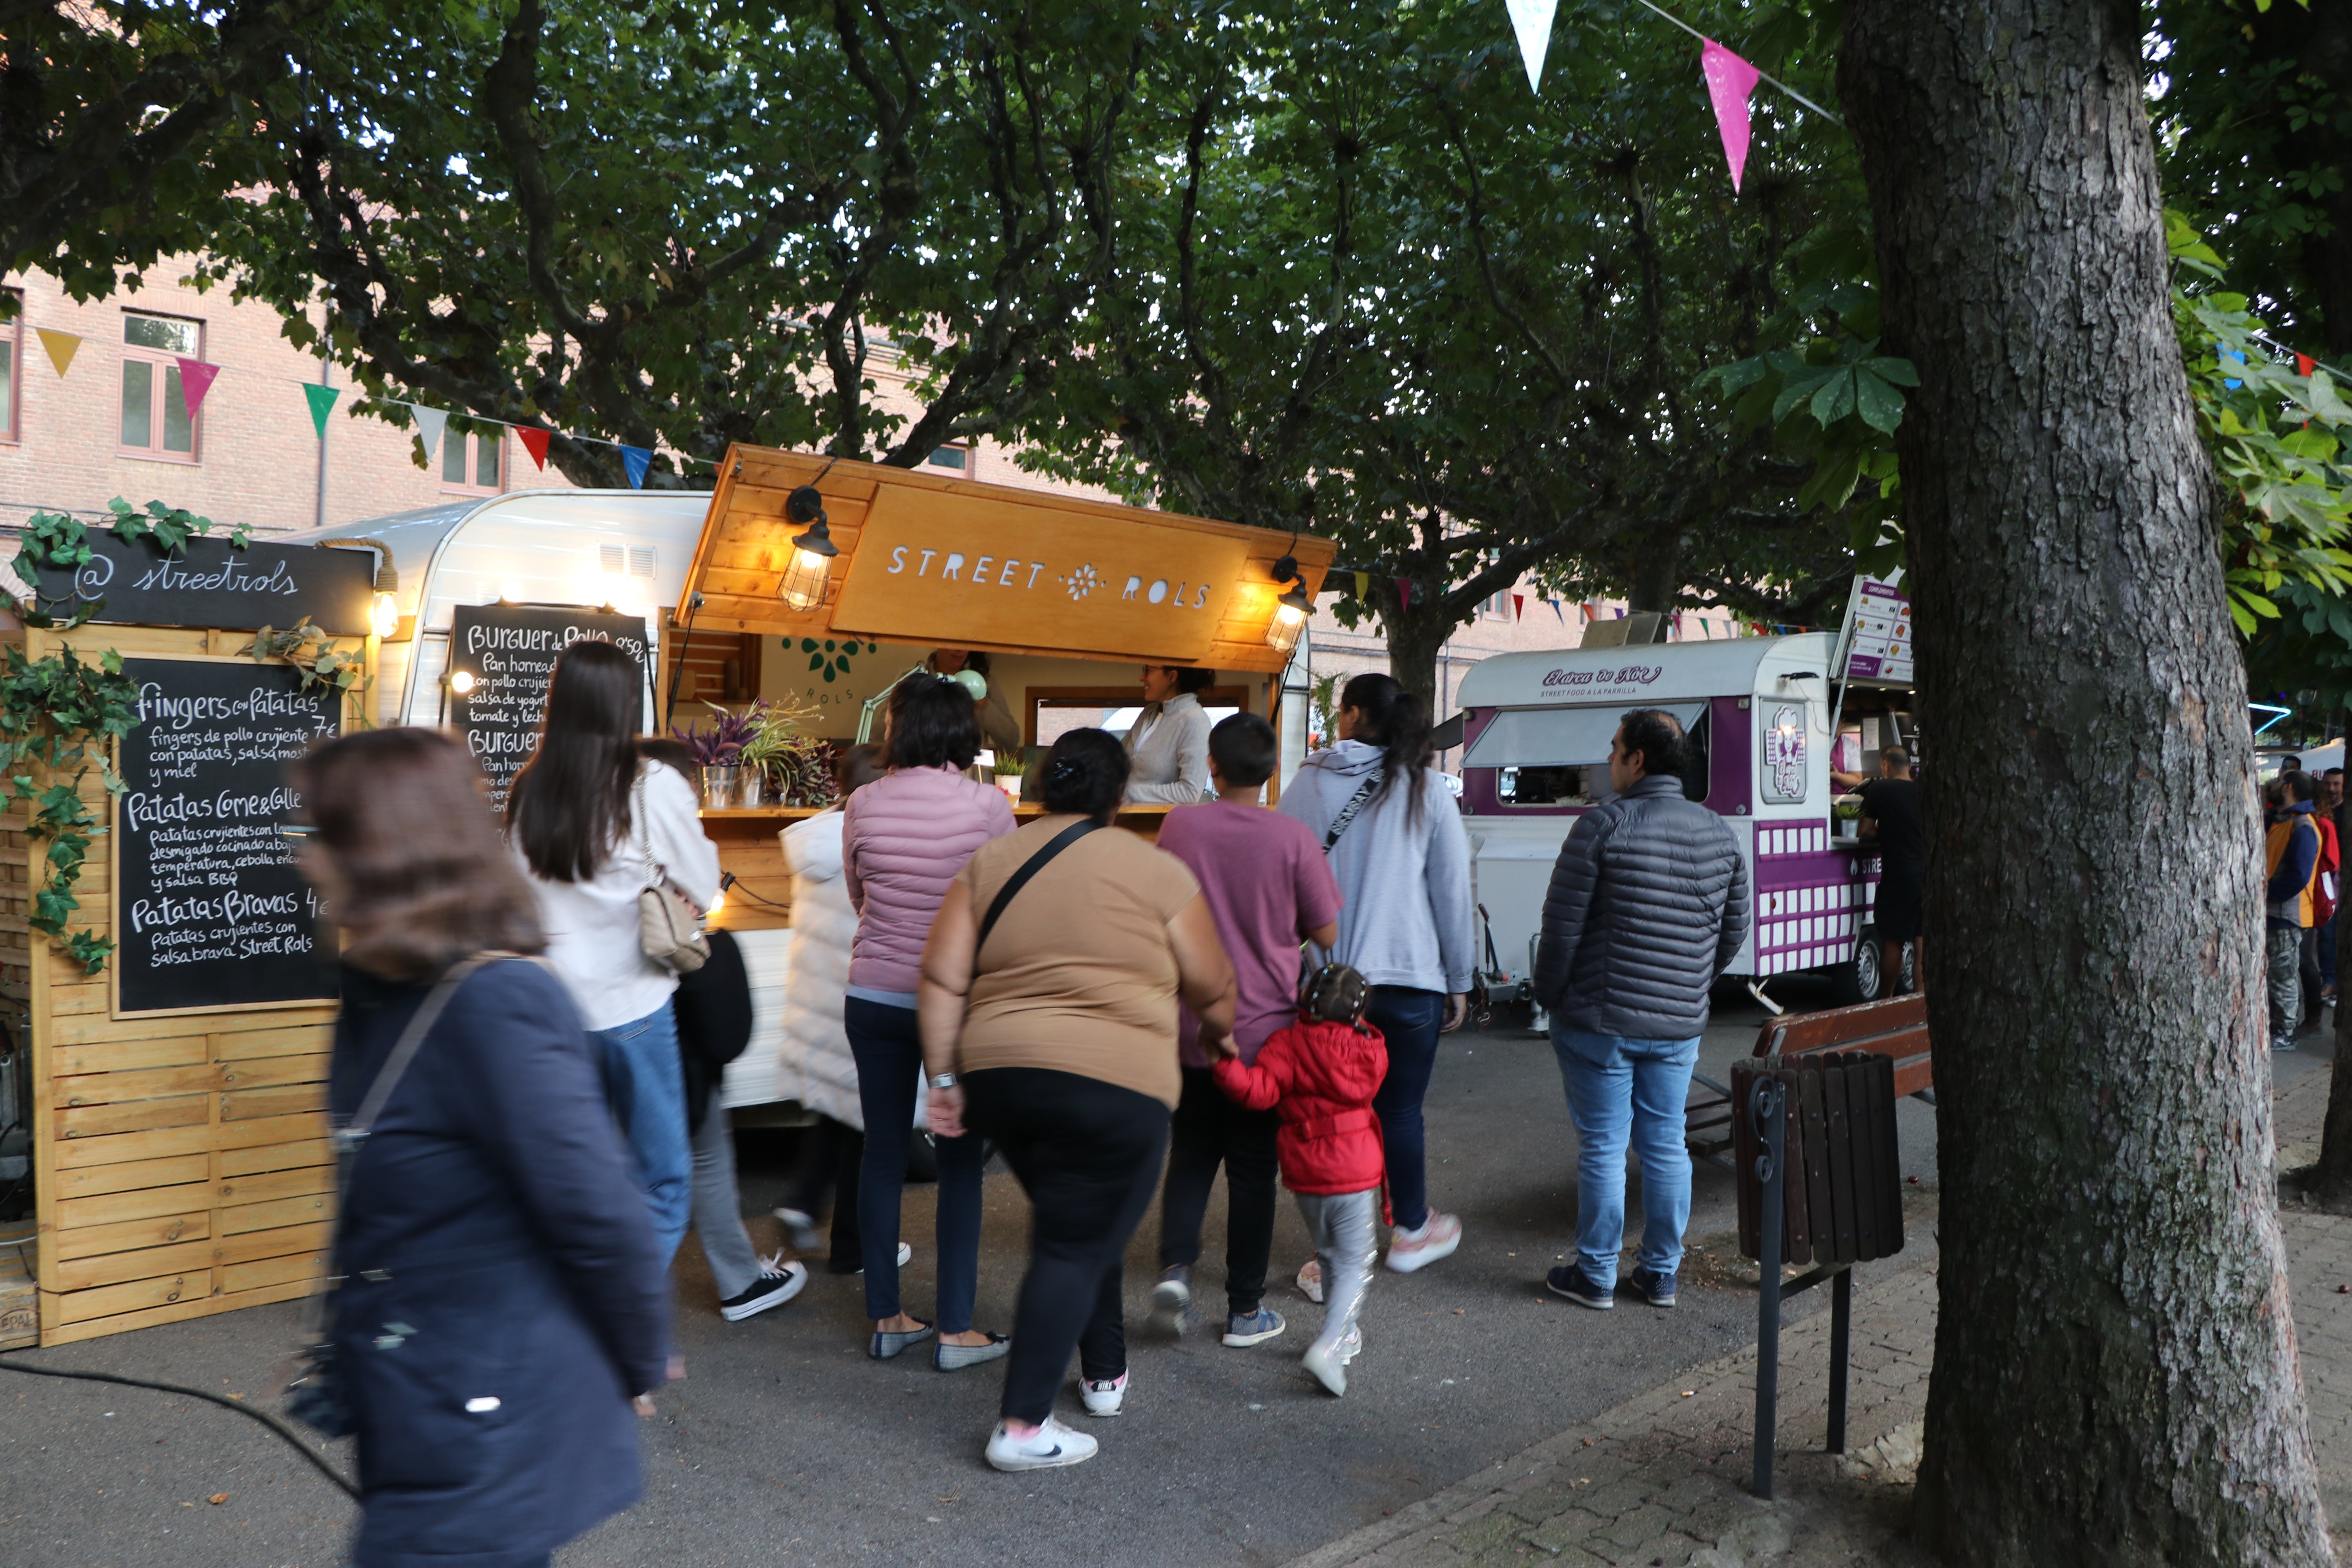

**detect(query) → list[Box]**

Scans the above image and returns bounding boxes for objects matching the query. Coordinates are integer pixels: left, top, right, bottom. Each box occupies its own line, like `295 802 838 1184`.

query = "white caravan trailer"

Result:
285 490 791 1108
1456 632 1912 1015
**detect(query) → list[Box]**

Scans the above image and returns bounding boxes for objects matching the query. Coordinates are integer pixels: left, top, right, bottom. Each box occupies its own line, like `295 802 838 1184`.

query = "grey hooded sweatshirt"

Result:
1278 741 1475 995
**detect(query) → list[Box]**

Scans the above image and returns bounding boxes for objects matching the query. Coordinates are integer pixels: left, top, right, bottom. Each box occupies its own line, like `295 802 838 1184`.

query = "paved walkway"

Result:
1285 1056 2352 1568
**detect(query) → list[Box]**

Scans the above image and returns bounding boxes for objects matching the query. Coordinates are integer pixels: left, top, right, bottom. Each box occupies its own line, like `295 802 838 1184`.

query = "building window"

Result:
927 445 967 470
0 293 19 443
442 425 503 494
120 312 202 460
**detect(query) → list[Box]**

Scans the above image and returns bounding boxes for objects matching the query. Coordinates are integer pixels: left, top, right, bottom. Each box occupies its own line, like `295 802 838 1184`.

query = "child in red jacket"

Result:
1214 964 1388 1396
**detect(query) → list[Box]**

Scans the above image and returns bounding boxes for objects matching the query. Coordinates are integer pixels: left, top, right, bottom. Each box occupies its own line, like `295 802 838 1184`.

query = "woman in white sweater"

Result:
508 640 720 1265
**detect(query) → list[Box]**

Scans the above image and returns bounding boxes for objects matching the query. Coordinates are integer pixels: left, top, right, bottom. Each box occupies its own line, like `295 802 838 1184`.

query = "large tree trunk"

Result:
1380 588 1455 711
1840 5 2331 1564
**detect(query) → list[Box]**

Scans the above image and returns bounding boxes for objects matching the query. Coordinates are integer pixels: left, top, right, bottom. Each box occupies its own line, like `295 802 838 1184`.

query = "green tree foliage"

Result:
192 0 1160 487
2151 0 2350 357
1023 0 1869 697
0 0 336 298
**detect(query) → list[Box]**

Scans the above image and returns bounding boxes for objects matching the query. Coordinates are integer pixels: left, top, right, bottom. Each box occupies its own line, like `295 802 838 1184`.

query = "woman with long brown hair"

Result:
508 640 720 1263
297 728 666 1568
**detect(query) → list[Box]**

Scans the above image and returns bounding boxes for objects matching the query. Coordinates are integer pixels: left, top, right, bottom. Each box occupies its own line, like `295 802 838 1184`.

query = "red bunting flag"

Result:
518 427 552 469
176 358 222 419
1700 39 1762 193
1397 579 1413 612
1512 592 1525 620
2299 354 2317 378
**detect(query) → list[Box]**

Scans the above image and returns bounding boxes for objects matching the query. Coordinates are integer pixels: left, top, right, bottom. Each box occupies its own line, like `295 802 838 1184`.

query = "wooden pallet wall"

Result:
16 623 368 1346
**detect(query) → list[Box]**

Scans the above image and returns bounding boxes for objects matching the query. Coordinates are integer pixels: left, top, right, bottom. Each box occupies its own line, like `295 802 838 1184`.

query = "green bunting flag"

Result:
303 383 341 437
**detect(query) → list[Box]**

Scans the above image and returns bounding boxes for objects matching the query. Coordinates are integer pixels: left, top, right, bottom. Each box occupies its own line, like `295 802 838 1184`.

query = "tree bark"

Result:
1380 589 1453 712
1840 4 2331 1564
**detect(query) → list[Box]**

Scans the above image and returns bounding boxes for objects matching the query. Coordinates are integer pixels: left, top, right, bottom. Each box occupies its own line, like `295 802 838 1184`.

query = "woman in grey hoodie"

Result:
1278 673 1475 1275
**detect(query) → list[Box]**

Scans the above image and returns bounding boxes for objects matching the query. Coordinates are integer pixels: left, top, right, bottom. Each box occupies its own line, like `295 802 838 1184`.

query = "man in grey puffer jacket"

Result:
1533 710 1748 1312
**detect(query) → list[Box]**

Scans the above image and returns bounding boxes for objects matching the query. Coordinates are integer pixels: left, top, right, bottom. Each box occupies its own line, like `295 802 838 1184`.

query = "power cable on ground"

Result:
0 1348 360 1499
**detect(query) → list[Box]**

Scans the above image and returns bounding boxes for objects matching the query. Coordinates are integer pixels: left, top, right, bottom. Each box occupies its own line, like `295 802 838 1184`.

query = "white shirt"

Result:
519 761 723 1031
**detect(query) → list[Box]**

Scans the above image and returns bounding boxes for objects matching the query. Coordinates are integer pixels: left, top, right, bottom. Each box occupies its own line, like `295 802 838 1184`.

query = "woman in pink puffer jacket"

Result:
841 674 1016 1370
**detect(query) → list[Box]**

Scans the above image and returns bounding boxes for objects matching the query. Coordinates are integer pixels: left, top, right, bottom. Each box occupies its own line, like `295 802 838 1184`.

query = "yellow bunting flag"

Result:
35 329 82 378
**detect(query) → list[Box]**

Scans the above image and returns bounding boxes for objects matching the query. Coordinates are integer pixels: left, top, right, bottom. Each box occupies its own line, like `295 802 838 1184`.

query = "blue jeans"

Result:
845 996 985 1331
1367 987 1445 1233
1551 1026 1701 1289
590 1004 691 1267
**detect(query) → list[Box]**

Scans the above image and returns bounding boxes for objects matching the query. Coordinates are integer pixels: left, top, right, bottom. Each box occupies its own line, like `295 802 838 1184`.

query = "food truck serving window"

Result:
1463 702 1706 769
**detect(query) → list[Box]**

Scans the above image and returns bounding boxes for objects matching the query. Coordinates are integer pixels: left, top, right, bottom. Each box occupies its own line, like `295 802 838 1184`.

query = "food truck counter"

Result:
698 801 1183 934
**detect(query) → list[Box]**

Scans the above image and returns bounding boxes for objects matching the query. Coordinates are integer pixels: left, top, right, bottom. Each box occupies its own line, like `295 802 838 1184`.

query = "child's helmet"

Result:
1299 961 1369 1027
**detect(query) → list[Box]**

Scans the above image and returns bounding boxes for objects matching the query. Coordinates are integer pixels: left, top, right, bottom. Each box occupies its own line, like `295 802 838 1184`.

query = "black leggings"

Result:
1158 1065 1281 1316
962 1067 1170 1425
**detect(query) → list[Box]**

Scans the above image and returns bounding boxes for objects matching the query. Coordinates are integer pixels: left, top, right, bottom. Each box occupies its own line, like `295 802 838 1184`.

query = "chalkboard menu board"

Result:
114 658 342 1016
449 605 651 812
18 535 375 633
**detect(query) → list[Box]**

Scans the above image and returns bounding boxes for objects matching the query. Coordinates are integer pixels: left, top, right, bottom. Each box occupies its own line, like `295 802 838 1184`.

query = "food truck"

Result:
1455 630 1918 1015
301 450 1332 1109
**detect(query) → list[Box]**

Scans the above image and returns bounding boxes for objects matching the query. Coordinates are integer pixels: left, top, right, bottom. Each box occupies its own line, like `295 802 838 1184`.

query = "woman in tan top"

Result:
920 728 1235 1473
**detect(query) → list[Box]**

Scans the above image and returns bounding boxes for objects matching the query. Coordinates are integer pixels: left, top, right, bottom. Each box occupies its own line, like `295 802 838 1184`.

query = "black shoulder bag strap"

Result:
974 819 1102 975
1322 773 1383 853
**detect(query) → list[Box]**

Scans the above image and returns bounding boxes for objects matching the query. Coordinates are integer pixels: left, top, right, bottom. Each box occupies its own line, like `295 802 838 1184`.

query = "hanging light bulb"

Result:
370 592 402 640
777 484 839 611
1263 554 1312 658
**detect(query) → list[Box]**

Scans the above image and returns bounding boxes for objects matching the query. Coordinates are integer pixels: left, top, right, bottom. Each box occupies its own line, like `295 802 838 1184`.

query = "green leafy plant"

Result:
0 643 142 975
243 619 372 714
734 697 839 807
12 499 252 630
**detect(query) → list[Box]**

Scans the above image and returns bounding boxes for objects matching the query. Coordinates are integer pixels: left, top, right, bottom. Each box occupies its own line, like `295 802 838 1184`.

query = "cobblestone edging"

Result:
1284 1265 1938 1568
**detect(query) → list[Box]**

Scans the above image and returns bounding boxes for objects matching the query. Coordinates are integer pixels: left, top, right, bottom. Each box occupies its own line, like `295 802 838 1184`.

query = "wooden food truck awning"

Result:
682 447 1334 673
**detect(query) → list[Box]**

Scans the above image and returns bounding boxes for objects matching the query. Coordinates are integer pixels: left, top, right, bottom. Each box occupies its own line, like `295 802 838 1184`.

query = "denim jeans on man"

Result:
590 1004 692 1265
1551 1026 1701 1289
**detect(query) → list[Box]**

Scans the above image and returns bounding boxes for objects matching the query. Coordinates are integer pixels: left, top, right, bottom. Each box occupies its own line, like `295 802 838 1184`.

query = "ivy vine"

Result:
244 619 373 712
0 644 140 975
13 498 250 629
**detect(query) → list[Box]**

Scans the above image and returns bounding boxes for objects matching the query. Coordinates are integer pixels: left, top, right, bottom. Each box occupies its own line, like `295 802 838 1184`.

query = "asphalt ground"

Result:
0 976 1940 1568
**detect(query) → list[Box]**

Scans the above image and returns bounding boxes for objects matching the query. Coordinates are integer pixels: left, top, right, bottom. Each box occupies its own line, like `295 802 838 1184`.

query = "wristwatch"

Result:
930 1072 960 1091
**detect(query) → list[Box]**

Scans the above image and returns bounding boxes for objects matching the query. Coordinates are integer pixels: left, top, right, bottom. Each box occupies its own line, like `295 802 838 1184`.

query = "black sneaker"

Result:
1626 1266 1678 1309
720 1256 808 1321
1546 1265 1613 1310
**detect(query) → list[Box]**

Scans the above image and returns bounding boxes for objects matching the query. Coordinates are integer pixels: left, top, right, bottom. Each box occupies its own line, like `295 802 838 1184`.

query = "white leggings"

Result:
1295 1187 1380 1355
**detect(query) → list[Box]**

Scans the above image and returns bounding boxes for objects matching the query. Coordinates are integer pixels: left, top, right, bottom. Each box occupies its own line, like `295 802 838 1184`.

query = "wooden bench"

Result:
1687 993 1932 1161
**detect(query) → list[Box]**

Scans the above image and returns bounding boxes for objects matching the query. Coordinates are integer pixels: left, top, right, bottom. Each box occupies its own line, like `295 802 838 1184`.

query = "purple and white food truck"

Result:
1455 631 1913 1016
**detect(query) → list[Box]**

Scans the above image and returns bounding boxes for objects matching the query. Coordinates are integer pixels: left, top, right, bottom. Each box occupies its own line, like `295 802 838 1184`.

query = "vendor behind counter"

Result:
1123 664 1216 805
926 649 1021 757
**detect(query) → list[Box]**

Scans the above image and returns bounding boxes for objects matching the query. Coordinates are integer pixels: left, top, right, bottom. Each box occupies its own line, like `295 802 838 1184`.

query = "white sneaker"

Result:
1303 1339 1347 1397
1385 1211 1462 1274
1079 1370 1128 1417
985 1416 1099 1471
1297 1258 1324 1303
773 1207 823 1252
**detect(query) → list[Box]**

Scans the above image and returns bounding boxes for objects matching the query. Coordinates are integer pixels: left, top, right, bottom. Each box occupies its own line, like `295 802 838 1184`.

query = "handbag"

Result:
635 771 710 976
284 956 497 1438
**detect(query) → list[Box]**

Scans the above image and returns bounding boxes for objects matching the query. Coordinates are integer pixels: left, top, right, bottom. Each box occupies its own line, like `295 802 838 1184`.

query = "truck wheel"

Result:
1829 930 1884 1006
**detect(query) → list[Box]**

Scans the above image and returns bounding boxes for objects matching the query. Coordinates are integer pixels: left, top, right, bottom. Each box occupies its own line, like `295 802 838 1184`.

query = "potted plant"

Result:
989 750 1026 806
673 707 757 807
736 697 837 807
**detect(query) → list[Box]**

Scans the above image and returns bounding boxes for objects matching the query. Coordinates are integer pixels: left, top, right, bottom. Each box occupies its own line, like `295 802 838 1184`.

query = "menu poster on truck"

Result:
449 604 650 813
1844 573 1914 683
113 657 341 1017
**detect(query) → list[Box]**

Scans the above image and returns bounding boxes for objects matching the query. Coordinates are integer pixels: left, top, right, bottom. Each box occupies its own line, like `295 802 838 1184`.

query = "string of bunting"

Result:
18 319 690 488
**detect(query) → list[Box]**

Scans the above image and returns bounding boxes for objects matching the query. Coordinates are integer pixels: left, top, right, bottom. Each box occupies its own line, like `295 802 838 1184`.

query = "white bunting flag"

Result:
1505 0 1559 94
408 403 449 466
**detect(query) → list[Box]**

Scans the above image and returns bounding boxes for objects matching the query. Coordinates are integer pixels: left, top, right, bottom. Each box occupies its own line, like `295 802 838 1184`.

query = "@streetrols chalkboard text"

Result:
114 658 342 1016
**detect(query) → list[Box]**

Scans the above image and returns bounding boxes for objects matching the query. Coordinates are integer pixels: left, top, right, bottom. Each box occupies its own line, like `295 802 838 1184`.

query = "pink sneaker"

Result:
1385 1211 1462 1274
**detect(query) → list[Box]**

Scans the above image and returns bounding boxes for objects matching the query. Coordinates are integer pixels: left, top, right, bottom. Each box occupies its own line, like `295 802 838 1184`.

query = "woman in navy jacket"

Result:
299 728 669 1568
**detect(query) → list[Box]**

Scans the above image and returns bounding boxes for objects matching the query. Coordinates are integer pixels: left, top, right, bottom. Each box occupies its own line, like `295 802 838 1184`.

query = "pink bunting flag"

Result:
1397 579 1413 613
175 358 222 419
1700 39 1761 194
